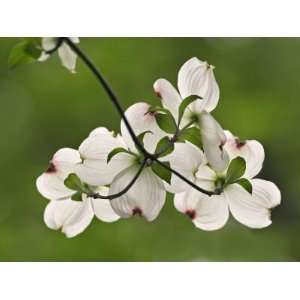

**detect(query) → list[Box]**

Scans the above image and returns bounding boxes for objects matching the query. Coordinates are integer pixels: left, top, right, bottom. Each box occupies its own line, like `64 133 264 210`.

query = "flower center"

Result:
214 177 225 194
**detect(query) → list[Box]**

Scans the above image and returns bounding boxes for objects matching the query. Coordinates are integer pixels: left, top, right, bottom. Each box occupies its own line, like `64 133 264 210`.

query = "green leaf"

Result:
107 147 130 163
71 192 82 201
64 173 85 192
137 130 153 148
225 157 246 185
178 95 200 125
151 161 172 184
148 106 169 114
235 178 253 194
177 127 202 149
155 113 177 134
155 136 174 157
8 39 42 68
148 106 177 134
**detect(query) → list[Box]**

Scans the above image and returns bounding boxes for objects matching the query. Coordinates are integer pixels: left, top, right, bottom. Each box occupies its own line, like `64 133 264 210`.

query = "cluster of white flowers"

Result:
36 52 281 238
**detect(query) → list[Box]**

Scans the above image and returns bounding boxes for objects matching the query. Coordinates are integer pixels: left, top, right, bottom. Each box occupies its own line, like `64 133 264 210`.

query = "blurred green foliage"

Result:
0 38 298 261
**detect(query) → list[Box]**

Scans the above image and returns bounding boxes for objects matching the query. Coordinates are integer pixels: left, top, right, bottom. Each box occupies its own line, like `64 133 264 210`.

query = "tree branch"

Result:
89 159 147 200
153 158 216 196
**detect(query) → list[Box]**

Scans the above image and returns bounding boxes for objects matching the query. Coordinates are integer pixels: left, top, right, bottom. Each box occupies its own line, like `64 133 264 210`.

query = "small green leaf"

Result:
225 157 246 185
107 147 130 163
64 173 85 192
235 178 253 194
8 39 42 69
71 192 82 201
148 106 169 114
155 113 177 134
178 95 200 125
151 161 172 184
137 130 153 148
155 136 174 157
177 127 202 149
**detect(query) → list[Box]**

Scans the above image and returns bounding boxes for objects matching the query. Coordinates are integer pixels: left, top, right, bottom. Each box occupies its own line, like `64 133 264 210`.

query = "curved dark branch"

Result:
89 159 146 200
153 158 216 196
45 38 64 54
62 37 148 157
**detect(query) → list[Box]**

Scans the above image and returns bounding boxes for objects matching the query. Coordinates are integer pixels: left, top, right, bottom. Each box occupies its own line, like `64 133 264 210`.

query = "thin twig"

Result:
154 159 215 196
89 159 147 200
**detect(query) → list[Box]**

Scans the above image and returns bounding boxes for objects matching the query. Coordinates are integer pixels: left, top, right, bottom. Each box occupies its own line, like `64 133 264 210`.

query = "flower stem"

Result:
153 159 215 196
89 159 147 200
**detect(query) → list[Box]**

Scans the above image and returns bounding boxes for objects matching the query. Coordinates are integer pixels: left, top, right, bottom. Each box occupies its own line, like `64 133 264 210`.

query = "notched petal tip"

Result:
132 207 143 217
185 209 196 220
45 162 57 174
235 139 246 149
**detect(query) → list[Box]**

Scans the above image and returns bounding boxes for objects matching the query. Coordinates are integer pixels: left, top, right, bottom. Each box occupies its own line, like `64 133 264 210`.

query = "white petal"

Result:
52 148 81 173
86 187 120 222
78 127 125 160
44 198 94 238
224 130 265 179
164 142 205 193
199 111 229 173
76 128 132 186
153 79 182 120
226 183 278 229
70 37 80 44
58 43 77 73
76 154 133 186
121 102 165 153
174 189 229 231
251 179 281 208
110 166 166 221
178 57 219 113
36 172 75 200
195 165 217 192
41 37 57 51
36 148 81 200
38 51 50 62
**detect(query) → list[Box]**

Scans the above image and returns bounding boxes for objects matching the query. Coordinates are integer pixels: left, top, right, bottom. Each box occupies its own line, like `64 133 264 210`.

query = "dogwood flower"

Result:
171 133 281 230
75 102 167 221
39 37 79 73
153 57 219 124
36 148 119 238
153 58 228 173
111 103 167 221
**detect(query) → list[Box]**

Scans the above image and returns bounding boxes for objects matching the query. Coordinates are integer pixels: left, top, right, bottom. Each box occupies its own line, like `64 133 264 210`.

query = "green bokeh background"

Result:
0 38 298 261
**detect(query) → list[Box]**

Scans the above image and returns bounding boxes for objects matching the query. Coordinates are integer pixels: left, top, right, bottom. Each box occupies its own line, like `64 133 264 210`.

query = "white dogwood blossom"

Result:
153 57 228 173
153 57 219 124
107 104 166 220
172 133 281 230
36 148 119 238
75 103 167 221
39 37 79 73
